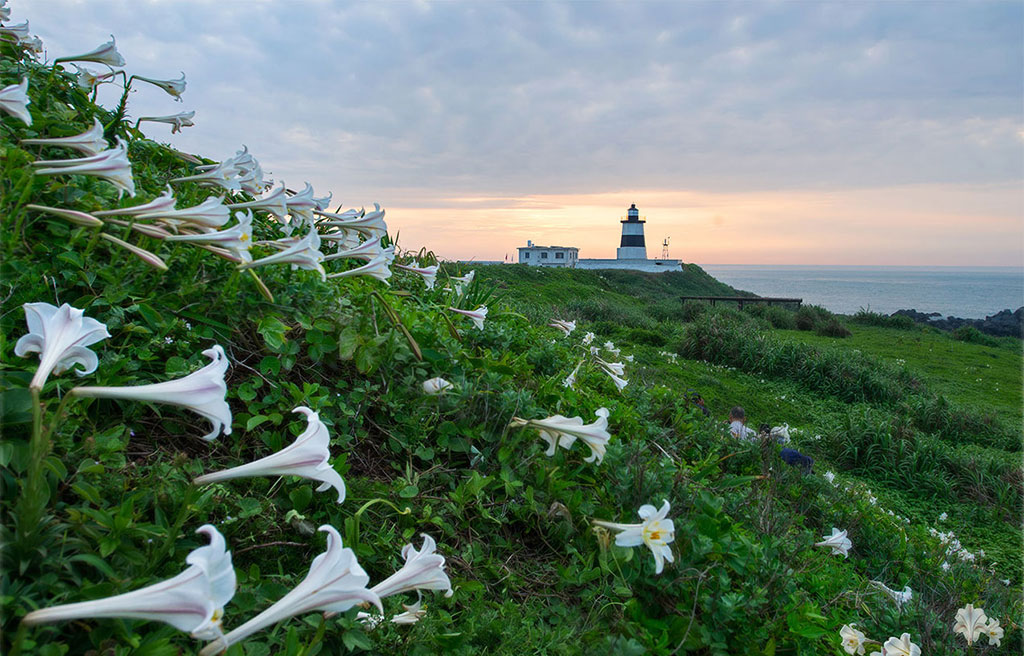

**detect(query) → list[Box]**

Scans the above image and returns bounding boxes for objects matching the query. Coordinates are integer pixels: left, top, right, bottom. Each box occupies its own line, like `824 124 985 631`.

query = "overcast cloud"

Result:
14 0 1024 263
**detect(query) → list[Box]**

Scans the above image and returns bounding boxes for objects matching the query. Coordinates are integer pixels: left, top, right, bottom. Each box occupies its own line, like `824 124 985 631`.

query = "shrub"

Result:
680 299 707 322
953 325 1001 348
851 309 918 330
815 317 852 338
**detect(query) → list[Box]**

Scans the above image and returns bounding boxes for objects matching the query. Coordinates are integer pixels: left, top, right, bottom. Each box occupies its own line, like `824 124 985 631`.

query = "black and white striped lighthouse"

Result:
616 203 647 260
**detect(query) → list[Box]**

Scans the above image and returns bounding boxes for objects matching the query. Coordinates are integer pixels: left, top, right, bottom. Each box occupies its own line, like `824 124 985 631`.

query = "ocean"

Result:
699 265 1024 320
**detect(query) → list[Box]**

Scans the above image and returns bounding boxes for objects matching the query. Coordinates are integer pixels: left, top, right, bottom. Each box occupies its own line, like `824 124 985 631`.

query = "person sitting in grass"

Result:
729 406 757 441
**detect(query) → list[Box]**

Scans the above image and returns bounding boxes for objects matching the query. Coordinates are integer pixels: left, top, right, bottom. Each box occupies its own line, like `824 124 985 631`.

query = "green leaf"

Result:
289 486 313 513
337 327 359 361
399 484 419 498
137 303 164 330
246 415 270 431
257 316 289 351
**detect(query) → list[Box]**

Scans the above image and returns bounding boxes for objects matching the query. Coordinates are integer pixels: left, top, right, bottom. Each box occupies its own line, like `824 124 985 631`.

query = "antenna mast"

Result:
661 237 670 259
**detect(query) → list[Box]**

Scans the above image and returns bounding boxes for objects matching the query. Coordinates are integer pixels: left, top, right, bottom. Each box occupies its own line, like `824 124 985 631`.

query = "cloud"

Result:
15 0 1023 264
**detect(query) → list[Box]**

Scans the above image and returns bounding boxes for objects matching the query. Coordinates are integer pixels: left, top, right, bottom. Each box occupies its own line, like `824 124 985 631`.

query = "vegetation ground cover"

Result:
1 27 1020 656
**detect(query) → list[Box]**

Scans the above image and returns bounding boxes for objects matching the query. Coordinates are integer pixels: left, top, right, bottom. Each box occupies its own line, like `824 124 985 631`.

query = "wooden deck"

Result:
681 295 803 309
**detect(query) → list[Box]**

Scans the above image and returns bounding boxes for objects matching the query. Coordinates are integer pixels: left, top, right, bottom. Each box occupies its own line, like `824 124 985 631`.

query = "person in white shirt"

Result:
729 406 757 441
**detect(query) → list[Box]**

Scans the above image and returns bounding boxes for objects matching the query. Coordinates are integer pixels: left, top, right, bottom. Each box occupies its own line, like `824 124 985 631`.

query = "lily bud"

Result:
133 72 186 100
25 204 103 227
99 234 168 270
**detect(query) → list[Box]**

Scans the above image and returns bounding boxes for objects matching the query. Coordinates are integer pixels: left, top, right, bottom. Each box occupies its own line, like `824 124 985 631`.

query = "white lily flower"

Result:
33 137 135 197
15 302 110 390
395 263 439 290
581 331 595 345
422 377 453 395
595 357 625 377
603 368 629 392
138 110 195 134
22 117 106 156
548 319 576 336
624 354 634 362
25 204 103 227
879 633 920 656
869 580 912 607
839 624 867 655
313 192 333 211
0 0 9 22
317 204 387 239
172 159 242 193
200 525 380 656
166 210 253 262
953 604 987 646
938 512 948 521
55 34 125 67
194 406 345 502
323 236 384 262
241 228 326 281
450 270 474 295
72 65 117 91
327 249 393 284
815 528 852 558
235 161 265 196
370 534 453 599
228 182 288 221
0 77 30 125
284 182 319 224
24 525 235 643
133 72 186 100
94 186 177 217
0 20 29 41
940 561 950 571
593 500 675 574
448 305 487 330
823 471 835 484
139 196 230 229
510 408 611 463
391 599 426 625
23 34 43 57
71 345 231 441
982 618 1003 647
563 361 582 389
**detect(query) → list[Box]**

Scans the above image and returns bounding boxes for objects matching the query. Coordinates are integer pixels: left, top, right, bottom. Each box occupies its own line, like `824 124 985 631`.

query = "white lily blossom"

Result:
318 204 388 240
33 137 135 197
869 580 912 608
938 512 948 521
0 20 29 41
448 305 487 330
450 270 474 295
241 228 326 281
312 192 333 211
166 210 253 262
624 354 634 362
940 561 950 572
133 72 186 100
548 319 576 336
22 117 106 156
72 65 117 91
71 345 231 441
326 248 393 284
593 500 675 575
94 186 177 217
228 182 288 221
199 525 380 656
395 263 439 290
581 332 595 345
55 34 126 67
953 604 987 646
194 406 345 502
323 236 385 262
839 624 867 655
422 377 454 395
284 182 319 225
370 534 453 599
602 368 629 392
24 525 235 644
0 1 10 22
982 618 1003 647
823 471 836 484
879 633 920 656
137 110 195 134
562 361 582 389
815 528 852 558
172 159 242 193
391 598 426 625
595 357 625 377
15 302 110 390
0 77 30 125
139 196 231 229
603 341 620 357
510 408 611 464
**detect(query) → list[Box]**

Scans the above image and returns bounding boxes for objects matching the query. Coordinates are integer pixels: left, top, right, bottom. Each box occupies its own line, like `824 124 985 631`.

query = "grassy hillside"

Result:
1 24 1020 656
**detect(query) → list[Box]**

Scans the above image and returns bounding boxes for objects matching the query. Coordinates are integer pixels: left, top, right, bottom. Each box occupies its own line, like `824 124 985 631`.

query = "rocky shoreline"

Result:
891 307 1023 338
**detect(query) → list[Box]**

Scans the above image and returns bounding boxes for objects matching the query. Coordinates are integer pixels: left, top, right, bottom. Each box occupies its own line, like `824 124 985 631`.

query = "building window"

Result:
555 252 564 259
541 252 548 259
523 252 529 258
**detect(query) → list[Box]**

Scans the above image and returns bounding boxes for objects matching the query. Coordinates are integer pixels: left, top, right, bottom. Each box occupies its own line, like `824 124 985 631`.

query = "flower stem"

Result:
17 387 49 544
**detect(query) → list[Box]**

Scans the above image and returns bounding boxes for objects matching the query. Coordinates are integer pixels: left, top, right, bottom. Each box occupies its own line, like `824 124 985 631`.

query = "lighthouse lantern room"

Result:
616 203 648 260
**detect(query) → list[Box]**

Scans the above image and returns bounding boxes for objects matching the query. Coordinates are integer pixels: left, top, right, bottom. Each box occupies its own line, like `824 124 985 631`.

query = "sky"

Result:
16 0 1024 265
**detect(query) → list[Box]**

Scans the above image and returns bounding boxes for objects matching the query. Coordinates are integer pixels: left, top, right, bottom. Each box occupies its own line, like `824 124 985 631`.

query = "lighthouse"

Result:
616 203 647 260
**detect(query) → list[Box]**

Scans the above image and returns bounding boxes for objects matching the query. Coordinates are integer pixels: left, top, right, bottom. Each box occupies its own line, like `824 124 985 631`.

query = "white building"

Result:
517 241 579 267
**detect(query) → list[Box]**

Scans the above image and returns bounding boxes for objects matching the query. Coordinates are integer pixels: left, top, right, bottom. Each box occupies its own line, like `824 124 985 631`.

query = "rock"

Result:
890 307 1023 339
